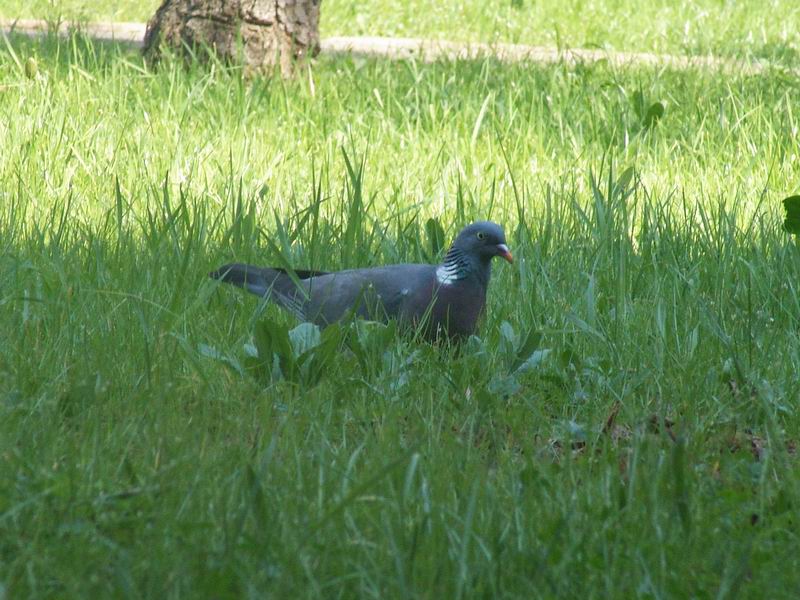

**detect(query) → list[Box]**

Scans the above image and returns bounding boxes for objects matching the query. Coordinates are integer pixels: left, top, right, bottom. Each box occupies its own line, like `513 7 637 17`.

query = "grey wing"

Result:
304 265 435 326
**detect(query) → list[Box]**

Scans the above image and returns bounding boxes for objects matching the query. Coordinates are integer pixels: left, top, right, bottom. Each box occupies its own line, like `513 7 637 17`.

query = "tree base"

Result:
142 0 321 77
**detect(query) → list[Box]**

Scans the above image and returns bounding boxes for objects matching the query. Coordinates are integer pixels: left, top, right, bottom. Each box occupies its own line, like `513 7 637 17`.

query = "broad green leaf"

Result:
614 166 635 197
783 195 800 234
25 57 38 79
253 318 294 381
348 320 397 376
197 343 243 375
499 320 517 348
643 101 665 127
511 328 542 372
515 349 553 373
305 323 344 384
425 217 446 258
289 322 321 357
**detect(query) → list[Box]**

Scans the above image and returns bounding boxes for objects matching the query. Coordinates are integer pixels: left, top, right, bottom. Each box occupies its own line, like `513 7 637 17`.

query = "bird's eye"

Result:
477 232 485 240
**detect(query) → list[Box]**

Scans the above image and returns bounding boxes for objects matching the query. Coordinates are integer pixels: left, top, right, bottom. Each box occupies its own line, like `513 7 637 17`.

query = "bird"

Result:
210 221 513 339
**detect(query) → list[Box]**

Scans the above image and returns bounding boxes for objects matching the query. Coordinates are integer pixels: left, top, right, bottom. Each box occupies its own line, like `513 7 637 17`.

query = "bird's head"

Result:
452 221 513 264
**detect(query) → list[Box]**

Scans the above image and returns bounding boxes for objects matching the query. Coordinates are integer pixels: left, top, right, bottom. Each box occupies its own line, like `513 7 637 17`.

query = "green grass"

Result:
1 27 800 598
3 0 800 67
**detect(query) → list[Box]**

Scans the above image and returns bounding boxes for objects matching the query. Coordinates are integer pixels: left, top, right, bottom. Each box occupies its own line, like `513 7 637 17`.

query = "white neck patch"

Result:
436 264 459 285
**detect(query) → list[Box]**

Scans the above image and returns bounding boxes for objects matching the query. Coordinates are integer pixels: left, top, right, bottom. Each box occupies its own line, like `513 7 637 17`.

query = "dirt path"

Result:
1 17 790 76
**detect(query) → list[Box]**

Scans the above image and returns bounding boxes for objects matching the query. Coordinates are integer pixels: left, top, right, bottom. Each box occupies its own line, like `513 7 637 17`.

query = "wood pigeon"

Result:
210 221 513 339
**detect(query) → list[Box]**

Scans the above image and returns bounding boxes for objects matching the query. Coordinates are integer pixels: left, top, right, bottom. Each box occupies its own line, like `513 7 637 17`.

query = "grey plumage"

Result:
210 221 513 339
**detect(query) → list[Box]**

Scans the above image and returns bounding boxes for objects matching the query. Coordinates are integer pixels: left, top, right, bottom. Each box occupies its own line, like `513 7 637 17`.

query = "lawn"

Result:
1 2 800 598
3 0 800 67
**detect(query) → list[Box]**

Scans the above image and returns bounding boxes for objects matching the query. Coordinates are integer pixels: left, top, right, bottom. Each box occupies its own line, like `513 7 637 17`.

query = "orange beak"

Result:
496 244 513 264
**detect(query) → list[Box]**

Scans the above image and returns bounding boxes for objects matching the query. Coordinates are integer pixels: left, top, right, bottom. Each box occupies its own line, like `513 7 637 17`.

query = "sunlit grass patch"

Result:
1 31 799 597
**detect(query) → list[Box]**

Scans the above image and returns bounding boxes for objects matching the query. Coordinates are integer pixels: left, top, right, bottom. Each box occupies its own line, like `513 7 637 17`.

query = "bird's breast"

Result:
428 279 486 338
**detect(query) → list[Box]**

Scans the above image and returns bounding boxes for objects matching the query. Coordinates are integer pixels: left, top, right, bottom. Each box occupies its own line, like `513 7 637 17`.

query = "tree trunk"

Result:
142 0 321 77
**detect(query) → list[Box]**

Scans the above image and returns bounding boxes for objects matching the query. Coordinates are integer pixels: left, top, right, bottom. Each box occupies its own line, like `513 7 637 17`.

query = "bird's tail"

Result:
210 263 275 296
210 263 325 318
